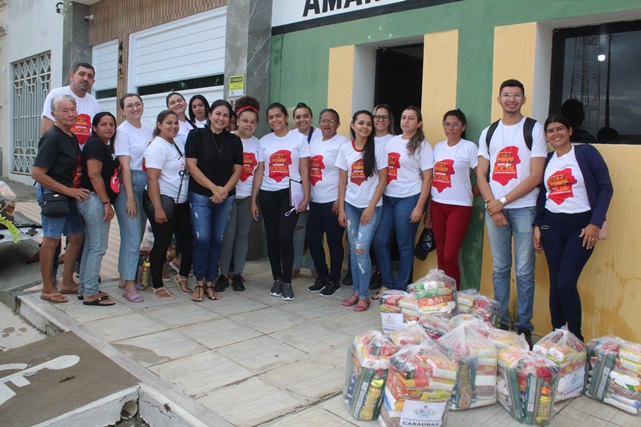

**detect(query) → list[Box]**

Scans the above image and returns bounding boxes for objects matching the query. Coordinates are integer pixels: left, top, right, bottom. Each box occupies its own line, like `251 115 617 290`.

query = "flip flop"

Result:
40 293 68 303
122 288 144 303
83 295 115 306
204 283 222 300
191 285 204 302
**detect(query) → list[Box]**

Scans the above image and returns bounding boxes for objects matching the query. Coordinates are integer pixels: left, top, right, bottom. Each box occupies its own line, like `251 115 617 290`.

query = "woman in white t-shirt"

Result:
219 96 261 292
427 109 479 290
305 109 348 297
291 102 320 279
336 110 388 312
372 106 433 297
166 92 194 145
143 110 192 299
188 94 210 128
373 103 395 145
250 102 311 301
114 93 153 303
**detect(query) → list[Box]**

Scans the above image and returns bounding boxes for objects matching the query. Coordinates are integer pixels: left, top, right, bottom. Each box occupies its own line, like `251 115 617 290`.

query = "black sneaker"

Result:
281 282 294 301
517 327 533 350
308 277 328 292
270 279 282 297
369 267 382 290
231 274 245 291
342 270 353 286
214 275 229 292
499 323 510 331
320 280 341 297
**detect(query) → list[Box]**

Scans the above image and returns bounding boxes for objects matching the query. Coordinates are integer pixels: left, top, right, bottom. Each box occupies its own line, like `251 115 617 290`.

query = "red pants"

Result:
430 201 472 290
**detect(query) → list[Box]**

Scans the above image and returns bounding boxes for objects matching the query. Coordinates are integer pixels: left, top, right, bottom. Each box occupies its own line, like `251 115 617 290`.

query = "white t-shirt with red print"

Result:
258 130 311 192
41 86 100 148
375 133 394 145
336 140 388 209
236 135 260 198
478 116 547 209
176 120 194 146
383 135 433 198
431 139 479 207
309 133 348 203
144 136 189 203
544 146 590 214
115 121 154 171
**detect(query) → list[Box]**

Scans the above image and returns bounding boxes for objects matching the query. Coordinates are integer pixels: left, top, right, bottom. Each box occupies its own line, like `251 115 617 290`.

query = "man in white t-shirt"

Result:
41 63 100 147
477 79 547 348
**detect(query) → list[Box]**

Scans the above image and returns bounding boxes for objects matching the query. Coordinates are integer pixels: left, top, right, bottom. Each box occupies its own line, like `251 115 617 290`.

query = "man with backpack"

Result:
477 79 548 348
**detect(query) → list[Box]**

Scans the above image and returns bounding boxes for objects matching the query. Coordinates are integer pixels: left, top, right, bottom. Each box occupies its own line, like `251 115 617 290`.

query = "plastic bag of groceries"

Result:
496 346 531 412
389 323 432 347
533 328 586 401
418 312 452 340
140 220 154 251
437 322 497 410
502 351 560 425
381 342 458 427
408 269 458 318
344 330 398 421
0 180 17 222
379 290 419 333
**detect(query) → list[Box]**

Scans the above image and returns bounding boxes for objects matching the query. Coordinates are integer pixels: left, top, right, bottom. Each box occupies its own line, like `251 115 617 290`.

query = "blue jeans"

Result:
373 194 421 291
485 206 537 331
114 170 147 281
76 193 111 297
345 203 381 298
189 192 234 282
37 184 84 238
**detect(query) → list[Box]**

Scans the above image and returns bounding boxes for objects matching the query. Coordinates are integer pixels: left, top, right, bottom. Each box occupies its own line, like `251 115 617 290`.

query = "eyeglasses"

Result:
443 122 462 128
320 119 336 124
374 115 390 120
125 102 143 109
500 92 523 99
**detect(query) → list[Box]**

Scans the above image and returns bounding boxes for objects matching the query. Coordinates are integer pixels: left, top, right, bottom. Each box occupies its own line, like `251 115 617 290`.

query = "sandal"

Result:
191 285 204 302
342 293 359 307
122 287 144 303
175 274 192 294
371 287 386 301
354 297 370 312
83 294 116 306
204 282 222 300
153 287 175 299
40 293 68 303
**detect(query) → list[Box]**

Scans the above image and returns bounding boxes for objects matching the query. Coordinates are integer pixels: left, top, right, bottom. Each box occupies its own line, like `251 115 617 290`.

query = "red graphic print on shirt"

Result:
268 150 292 182
433 159 455 193
350 159 366 186
387 152 401 184
72 155 83 188
309 155 325 186
547 168 577 205
72 113 92 146
492 146 521 186
240 152 257 182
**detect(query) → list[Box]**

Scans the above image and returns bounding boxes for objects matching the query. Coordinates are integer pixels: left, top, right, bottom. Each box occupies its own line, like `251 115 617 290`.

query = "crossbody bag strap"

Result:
172 142 186 204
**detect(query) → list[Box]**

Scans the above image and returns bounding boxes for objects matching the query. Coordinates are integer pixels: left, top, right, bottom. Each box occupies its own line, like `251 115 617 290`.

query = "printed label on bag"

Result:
400 400 446 427
381 313 404 334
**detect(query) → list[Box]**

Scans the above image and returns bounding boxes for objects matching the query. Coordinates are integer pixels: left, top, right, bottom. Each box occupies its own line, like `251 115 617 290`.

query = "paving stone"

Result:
143 302 222 327
84 312 167 342
263 359 344 401
216 335 306 372
114 330 205 367
178 317 262 349
270 322 352 354
229 307 301 334
268 406 353 427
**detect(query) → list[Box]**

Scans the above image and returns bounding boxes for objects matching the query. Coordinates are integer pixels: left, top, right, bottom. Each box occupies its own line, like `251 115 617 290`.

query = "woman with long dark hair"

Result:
336 110 388 311
166 92 194 145
188 94 210 128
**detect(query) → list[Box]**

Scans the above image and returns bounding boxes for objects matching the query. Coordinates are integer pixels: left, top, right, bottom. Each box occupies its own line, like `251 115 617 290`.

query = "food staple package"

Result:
419 312 453 340
0 180 17 222
407 269 459 318
389 323 433 347
380 342 458 427
497 346 531 412
533 328 586 401
456 289 501 327
502 351 560 426
585 336 641 415
380 290 419 333
437 322 498 410
344 330 398 421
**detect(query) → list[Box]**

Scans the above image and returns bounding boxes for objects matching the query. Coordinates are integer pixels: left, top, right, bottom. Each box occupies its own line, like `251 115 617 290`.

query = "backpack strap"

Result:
485 119 501 150
523 117 536 151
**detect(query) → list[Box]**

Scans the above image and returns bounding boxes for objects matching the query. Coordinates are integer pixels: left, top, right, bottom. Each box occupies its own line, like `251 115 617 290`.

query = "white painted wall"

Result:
352 45 377 114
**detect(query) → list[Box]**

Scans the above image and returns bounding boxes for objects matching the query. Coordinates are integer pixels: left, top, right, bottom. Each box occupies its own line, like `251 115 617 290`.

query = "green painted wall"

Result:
268 0 641 289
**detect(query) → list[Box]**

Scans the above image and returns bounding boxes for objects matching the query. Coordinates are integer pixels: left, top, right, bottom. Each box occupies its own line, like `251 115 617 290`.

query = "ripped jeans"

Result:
344 202 381 298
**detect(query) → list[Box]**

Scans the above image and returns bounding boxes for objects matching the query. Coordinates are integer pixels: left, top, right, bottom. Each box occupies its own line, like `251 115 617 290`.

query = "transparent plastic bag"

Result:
409 269 458 318
389 323 432 347
418 312 452 340
379 290 419 333
456 289 501 327
0 180 17 222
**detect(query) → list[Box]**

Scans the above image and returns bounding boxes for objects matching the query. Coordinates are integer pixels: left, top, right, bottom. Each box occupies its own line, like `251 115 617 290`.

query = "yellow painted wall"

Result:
414 30 460 279
328 46 355 138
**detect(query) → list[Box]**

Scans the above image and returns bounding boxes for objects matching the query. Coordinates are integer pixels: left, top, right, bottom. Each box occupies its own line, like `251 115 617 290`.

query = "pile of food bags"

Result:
0 180 17 222
532 328 586 401
379 290 419 333
419 312 452 340
407 269 459 318
437 322 498 410
389 323 431 347
344 330 398 421
585 336 641 414
457 289 501 328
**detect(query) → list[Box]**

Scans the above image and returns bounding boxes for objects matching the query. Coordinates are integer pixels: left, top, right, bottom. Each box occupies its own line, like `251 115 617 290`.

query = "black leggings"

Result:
259 189 299 283
149 202 193 289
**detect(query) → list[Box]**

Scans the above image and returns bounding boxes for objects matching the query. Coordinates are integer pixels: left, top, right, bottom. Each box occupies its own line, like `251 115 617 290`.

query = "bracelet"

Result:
102 200 109 205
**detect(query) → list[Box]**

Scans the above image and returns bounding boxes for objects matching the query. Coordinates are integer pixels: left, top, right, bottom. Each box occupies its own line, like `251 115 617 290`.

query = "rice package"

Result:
456 290 501 327
502 351 560 425
408 269 459 318
437 322 498 410
533 328 586 401
381 342 458 427
379 290 419 333
419 312 453 340
585 336 641 415
389 323 432 347
344 330 398 421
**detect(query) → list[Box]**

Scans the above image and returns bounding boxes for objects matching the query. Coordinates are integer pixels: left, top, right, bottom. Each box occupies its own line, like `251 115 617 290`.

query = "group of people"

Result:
32 63 613 342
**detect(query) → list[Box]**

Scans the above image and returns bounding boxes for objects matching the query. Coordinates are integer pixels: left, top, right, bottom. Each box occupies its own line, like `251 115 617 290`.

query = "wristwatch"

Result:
499 196 508 205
